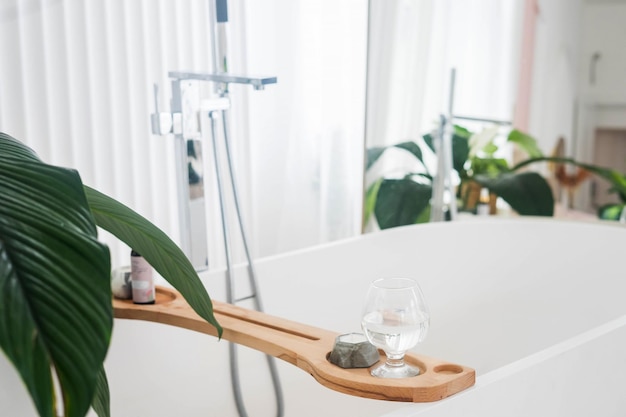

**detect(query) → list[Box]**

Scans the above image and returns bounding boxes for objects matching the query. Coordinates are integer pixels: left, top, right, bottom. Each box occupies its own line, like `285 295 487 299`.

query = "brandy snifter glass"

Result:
361 277 430 378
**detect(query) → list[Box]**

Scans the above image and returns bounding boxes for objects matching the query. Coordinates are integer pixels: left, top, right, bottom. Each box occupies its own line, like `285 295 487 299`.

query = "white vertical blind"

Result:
0 0 214 268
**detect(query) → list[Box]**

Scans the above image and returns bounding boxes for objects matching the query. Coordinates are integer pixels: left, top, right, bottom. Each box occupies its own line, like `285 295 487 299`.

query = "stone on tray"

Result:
329 333 380 369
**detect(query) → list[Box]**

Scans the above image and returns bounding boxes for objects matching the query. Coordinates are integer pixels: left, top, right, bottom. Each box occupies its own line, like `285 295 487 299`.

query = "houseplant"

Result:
365 127 554 229
0 132 222 417
365 125 626 229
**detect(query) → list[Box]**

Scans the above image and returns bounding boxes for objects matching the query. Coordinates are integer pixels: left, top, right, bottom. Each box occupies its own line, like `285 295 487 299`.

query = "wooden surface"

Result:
113 286 475 403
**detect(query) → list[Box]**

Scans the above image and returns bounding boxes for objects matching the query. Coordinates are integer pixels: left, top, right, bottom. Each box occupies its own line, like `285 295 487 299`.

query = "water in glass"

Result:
361 278 429 378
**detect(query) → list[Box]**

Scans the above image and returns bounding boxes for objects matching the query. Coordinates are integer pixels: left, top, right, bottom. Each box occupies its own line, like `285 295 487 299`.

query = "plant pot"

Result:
461 181 497 215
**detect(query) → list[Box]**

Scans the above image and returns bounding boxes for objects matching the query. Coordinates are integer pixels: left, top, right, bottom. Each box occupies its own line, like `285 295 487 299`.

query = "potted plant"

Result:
0 132 222 417
365 127 554 229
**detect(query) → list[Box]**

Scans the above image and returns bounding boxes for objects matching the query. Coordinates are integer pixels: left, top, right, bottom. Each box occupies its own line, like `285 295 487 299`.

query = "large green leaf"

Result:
507 129 543 158
423 133 435 153
474 172 554 216
366 141 424 171
393 142 424 165
91 367 110 417
84 187 222 337
366 147 387 171
0 132 41 162
452 133 470 175
364 179 382 227
374 179 432 229
0 134 112 417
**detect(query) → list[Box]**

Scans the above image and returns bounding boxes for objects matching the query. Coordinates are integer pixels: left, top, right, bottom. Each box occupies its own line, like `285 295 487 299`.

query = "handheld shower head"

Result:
216 0 228 23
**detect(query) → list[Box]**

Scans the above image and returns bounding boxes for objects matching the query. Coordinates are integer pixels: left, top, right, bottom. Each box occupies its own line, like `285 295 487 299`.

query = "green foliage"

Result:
0 133 112 417
364 179 382 226
374 179 432 229
365 127 556 229
91 367 110 417
598 204 625 221
474 172 554 216
85 187 222 334
507 129 544 158
366 141 424 170
0 132 221 417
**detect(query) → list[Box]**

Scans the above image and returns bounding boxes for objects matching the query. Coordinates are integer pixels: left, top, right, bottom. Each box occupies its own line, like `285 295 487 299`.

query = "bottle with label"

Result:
130 250 155 304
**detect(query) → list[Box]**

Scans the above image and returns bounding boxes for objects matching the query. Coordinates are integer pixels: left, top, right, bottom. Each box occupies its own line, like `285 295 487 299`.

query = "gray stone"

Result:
329 333 380 369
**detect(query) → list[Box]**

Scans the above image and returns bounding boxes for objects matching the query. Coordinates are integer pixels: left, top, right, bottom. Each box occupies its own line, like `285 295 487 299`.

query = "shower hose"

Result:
208 108 285 417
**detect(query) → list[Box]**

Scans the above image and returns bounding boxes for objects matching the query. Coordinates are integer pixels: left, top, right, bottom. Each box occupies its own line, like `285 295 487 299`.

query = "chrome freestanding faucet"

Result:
152 70 283 417
152 71 277 269
150 1 284 416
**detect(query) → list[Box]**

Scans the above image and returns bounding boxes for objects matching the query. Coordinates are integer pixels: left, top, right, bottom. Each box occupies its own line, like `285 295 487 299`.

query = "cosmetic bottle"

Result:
476 188 490 216
130 250 155 304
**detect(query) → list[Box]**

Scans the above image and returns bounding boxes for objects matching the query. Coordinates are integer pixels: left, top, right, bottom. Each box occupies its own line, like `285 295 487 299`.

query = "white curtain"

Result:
0 0 368 269
241 0 368 257
366 0 523 185
0 0 218 268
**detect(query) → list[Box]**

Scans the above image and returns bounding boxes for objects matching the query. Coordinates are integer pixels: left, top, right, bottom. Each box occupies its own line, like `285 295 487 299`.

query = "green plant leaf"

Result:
415 204 431 224
423 133 435 153
598 204 624 221
364 179 382 227
474 172 554 216
0 134 112 417
394 142 424 165
507 129 543 158
374 179 432 229
84 187 222 337
454 125 472 137
91 367 110 417
452 132 470 174
366 142 424 171
366 147 387 170
470 157 511 177
0 132 41 162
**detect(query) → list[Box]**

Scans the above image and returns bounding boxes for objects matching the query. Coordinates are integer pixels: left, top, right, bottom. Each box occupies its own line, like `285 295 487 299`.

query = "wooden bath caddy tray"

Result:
113 286 475 402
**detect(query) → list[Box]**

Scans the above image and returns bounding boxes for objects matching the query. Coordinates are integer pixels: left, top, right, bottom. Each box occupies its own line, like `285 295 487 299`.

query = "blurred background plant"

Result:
365 125 626 230
365 127 560 230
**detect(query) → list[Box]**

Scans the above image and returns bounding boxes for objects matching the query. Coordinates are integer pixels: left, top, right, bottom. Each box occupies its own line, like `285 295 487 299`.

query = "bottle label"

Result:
131 256 155 304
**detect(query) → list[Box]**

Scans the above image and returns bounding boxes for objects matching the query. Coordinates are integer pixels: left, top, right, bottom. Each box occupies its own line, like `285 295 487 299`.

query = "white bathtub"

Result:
3 218 626 416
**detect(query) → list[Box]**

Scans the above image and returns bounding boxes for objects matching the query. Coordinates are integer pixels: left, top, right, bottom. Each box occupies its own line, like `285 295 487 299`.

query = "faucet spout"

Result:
168 70 276 90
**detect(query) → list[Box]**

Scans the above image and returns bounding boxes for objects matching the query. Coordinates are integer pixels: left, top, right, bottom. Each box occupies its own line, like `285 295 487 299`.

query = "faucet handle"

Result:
150 83 173 135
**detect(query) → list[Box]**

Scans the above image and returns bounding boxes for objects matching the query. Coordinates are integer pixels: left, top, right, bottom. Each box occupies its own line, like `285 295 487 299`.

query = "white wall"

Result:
575 1 626 210
579 1 626 102
527 0 583 155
